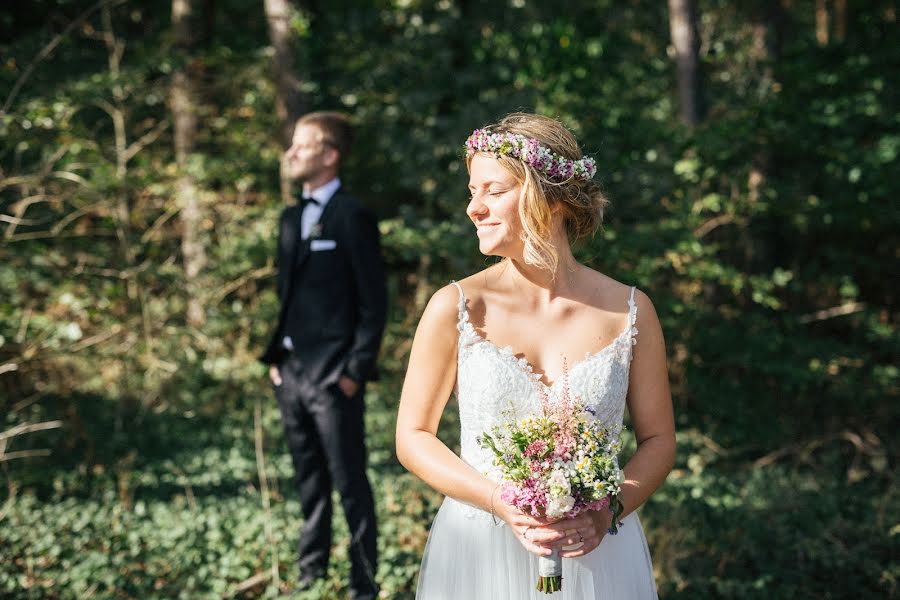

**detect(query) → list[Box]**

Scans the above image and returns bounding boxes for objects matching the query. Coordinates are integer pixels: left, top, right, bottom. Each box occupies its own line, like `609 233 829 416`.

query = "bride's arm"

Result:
395 285 555 554
618 288 676 520
395 285 496 511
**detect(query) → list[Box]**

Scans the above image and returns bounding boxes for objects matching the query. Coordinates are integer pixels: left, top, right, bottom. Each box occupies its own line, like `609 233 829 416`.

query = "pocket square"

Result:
310 239 337 251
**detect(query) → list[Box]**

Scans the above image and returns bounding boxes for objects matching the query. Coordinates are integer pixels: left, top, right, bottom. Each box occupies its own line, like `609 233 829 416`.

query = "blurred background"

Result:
1 0 897 598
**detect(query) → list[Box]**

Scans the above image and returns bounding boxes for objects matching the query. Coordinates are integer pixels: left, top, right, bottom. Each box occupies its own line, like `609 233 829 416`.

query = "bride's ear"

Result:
548 199 567 225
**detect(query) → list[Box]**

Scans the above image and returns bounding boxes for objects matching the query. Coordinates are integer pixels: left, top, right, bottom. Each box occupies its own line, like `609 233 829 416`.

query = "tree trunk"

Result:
746 1 786 273
668 0 704 127
171 0 206 327
264 0 307 203
264 0 306 148
816 0 830 45
834 0 847 41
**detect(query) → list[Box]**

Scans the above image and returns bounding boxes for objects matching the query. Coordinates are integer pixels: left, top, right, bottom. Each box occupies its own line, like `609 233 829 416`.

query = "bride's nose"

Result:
466 193 487 219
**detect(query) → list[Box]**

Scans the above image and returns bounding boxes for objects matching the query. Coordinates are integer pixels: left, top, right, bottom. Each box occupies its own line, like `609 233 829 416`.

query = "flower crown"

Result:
464 128 597 182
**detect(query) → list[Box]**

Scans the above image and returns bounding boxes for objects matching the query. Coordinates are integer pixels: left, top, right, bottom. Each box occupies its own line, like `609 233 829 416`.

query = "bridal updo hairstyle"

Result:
467 113 608 273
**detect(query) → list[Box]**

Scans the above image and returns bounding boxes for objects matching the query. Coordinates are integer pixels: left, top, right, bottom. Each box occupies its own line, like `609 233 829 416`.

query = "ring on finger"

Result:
523 525 533 541
579 533 584 543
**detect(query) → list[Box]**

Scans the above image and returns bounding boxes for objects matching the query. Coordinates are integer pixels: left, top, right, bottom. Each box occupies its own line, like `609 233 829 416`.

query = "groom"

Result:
261 111 386 599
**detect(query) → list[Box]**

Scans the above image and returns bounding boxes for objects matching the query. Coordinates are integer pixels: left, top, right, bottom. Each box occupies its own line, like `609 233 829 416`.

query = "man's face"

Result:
284 123 335 182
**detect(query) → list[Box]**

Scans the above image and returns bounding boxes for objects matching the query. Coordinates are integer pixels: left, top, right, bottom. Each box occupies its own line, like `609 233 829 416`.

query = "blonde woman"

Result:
396 113 674 598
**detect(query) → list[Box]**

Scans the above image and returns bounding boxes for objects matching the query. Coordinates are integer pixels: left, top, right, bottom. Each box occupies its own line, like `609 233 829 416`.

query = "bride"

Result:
396 113 675 599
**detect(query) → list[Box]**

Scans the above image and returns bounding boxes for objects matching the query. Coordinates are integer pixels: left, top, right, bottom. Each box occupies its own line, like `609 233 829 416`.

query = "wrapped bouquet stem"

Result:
480 367 625 594
537 550 563 593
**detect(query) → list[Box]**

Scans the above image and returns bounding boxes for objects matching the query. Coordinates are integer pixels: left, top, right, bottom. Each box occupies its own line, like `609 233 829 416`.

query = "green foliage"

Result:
1 0 897 598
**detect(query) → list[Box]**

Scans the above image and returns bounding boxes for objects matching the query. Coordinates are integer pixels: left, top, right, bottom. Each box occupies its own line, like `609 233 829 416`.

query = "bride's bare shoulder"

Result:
449 263 506 303
579 267 653 310
421 265 499 327
421 283 462 325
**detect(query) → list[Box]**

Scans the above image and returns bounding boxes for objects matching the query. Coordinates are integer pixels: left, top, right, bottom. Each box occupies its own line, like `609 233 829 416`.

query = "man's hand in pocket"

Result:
269 366 283 386
338 375 359 398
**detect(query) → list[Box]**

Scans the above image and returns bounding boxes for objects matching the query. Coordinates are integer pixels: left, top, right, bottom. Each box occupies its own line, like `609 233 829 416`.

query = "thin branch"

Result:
70 324 125 352
4 194 56 239
224 571 270 598
171 466 198 512
8 194 56 212
0 450 53 462
5 229 118 242
681 428 729 455
51 203 98 236
693 214 737 238
50 170 90 187
0 214 46 226
0 482 17 522
0 420 64 443
11 394 41 413
124 119 170 163
798 302 867 324
15 308 31 344
39 143 74 178
140 202 180 243
210 265 276 305
1 0 128 114
0 363 18 376
0 176 34 191
254 395 280 591
73 258 153 280
753 429 883 470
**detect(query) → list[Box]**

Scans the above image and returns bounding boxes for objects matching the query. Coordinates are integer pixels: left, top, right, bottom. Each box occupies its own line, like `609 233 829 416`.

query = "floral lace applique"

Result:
448 282 639 524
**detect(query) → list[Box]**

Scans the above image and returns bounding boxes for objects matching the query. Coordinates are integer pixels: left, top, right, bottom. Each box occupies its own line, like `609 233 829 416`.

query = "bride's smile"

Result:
467 153 524 257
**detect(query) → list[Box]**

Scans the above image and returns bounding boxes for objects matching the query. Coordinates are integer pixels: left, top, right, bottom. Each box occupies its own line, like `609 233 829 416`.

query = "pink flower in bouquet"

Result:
501 478 548 516
552 430 575 459
524 439 547 458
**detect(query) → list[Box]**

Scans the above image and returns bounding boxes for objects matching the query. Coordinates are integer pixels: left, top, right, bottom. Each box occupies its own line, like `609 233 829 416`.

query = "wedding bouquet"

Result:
478 375 625 594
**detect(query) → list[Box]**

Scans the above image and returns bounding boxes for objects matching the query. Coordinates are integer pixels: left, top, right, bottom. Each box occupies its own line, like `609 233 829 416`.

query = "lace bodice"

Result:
449 281 639 522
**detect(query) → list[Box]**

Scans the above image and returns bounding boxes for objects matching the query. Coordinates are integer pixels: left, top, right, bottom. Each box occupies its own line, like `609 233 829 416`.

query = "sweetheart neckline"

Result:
459 318 632 391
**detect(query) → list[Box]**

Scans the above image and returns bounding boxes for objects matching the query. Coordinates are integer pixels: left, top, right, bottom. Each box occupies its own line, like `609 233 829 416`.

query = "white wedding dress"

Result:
415 282 658 599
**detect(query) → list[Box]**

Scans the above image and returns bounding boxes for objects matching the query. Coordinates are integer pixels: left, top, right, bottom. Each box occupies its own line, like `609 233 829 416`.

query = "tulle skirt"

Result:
416 497 658 599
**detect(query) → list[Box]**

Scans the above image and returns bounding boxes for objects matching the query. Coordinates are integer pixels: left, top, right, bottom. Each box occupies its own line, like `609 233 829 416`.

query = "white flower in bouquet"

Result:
546 494 576 518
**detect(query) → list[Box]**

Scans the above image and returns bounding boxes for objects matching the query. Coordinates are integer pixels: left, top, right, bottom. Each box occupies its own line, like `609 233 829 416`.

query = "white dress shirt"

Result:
300 177 341 240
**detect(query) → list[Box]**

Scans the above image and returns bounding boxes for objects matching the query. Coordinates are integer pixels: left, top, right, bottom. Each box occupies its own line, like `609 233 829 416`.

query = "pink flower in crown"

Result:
525 138 541 166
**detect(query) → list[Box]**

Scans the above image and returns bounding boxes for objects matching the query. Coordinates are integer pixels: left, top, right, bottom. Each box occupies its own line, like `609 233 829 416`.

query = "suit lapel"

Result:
293 189 343 272
316 187 343 235
282 205 303 272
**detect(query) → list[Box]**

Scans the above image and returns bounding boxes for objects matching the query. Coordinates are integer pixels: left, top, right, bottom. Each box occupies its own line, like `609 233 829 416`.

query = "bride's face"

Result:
467 153 524 258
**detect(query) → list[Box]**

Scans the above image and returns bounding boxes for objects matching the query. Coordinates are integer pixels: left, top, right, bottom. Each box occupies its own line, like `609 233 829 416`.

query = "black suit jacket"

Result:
261 188 387 388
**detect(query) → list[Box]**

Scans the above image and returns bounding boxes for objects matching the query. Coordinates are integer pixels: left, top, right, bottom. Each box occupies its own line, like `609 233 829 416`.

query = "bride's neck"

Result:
507 250 580 300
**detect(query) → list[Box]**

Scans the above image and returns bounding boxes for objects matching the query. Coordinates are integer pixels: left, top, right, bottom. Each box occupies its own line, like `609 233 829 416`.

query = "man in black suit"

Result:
261 111 386 600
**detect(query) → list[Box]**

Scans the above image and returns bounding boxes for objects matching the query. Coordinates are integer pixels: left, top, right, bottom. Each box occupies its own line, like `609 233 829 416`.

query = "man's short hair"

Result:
296 111 353 161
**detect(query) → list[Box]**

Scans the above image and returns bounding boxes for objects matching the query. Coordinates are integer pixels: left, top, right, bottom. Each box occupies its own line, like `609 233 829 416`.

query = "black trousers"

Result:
274 356 378 598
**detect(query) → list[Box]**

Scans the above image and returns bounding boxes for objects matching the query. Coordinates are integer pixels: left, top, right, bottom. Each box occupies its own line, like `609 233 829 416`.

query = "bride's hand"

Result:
494 500 560 557
541 508 614 558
